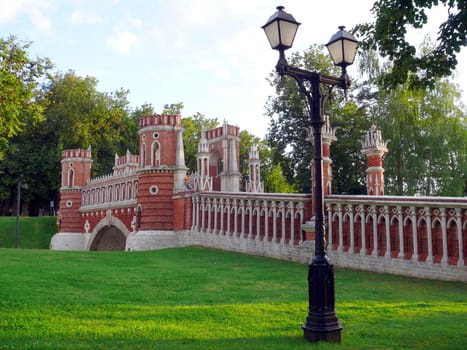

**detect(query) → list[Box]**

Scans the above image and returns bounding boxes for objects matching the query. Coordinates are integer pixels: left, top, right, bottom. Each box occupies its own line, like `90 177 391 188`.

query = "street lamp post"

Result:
15 181 28 248
262 6 358 343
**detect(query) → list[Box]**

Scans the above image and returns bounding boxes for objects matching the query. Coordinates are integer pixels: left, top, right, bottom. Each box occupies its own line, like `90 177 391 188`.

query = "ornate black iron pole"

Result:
275 55 344 343
262 6 358 343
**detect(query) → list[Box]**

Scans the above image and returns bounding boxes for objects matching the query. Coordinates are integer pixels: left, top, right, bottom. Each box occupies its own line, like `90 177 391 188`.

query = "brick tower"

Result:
194 120 241 192
135 114 188 231
360 124 389 195
56 147 92 238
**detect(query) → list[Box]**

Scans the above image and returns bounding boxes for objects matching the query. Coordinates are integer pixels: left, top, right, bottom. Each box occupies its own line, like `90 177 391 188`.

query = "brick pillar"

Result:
360 125 389 195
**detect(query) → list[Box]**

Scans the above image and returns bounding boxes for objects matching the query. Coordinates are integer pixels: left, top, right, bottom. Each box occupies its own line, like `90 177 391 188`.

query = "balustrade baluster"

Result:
397 206 404 259
337 204 343 252
384 205 391 259
411 206 419 262
455 208 464 267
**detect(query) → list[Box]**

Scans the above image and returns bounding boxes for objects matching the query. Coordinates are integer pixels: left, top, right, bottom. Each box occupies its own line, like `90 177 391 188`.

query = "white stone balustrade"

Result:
325 195 466 273
81 174 138 210
191 192 311 246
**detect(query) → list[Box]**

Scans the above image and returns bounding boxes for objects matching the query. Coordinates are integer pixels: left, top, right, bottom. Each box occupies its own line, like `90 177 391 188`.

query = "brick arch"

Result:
90 226 126 251
446 217 459 265
87 214 130 251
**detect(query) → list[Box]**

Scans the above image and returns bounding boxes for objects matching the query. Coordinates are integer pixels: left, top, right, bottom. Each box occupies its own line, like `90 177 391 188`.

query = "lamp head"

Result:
262 6 300 51
325 26 358 69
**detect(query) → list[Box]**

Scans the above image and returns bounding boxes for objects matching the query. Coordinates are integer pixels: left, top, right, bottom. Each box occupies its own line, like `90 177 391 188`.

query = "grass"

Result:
0 247 466 349
0 216 56 249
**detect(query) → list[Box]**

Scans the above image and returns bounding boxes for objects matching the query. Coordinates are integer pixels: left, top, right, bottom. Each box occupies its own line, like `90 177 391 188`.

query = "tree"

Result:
181 113 219 172
265 45 369 193
355 38 466 196
41 71 133 175
373 79 466 196
0 70 137 215
355 0 467 88
0 36 52 160
264 163 297 193
162 102 184 115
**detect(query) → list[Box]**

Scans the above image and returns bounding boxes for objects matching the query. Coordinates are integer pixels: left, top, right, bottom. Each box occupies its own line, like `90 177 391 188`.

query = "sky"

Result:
0 0 465 138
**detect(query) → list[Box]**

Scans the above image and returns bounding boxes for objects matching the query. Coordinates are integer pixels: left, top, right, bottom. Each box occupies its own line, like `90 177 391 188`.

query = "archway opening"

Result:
90 225 126 251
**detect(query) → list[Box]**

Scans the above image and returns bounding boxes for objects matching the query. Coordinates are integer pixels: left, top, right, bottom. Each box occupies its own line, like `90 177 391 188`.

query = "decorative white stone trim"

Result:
149 185 159 195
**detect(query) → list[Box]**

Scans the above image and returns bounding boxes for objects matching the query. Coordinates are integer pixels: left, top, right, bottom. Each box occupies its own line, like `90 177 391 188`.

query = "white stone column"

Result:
425 207 433 263
411 206 419 262
337 204 343 253
440 208 448 266
288 201 295 246
397 206 404 258
455 208 464 267
360 205 367 256
372 205 378 257
348 204 355 254
384 205 391 259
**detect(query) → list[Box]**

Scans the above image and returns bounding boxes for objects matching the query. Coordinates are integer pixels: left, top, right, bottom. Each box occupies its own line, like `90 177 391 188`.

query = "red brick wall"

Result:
58 190 82 232
173 194 192 230
137 171 175 230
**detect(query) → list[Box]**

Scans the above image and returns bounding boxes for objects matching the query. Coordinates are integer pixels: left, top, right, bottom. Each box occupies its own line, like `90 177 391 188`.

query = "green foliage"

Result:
374 80 466 196
355 0 467 88
0 216 56 248
0 67 139 215
162 102 184 114
330 102 370 194
264 163 297 193
356 38 467 196
181 113 219 172
41 71 134 176
266 45 368 193
0 247 465 349
0 36 52 160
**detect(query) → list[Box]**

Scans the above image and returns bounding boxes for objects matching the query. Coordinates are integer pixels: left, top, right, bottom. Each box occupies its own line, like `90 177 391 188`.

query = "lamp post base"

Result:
302 317 342 343
302 259 342 343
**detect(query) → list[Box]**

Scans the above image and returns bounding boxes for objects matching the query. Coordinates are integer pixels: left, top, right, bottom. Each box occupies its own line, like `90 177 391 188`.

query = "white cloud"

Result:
70 10 102 25
0 0 23 23
0 0 53 33
106 15 143 55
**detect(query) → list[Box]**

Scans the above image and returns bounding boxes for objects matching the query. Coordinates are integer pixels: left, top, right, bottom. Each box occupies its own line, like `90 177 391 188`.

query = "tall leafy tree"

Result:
265 45 369 193
0 71 137 215
373 79 466 196
41 71 133 176
0 36 52 160
355 37 466 196
355 0 466 88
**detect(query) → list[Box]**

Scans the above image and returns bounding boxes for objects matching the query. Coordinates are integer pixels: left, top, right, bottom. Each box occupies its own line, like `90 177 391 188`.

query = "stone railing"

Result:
325 195 466 267
81 174 138 210
187 192 466 281
191 192 312 246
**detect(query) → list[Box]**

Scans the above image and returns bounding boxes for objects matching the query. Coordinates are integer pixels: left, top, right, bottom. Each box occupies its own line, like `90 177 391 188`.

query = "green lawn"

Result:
0 216 56 249
0 247 466 349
